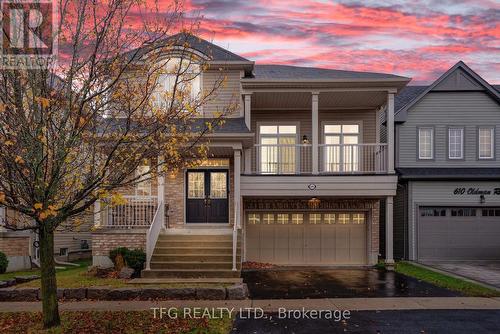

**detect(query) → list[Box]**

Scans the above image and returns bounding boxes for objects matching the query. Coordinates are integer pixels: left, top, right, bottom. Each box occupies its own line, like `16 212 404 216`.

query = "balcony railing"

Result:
247 143 387 175
319 143 387 174
249 144 312 175
100 195 160 228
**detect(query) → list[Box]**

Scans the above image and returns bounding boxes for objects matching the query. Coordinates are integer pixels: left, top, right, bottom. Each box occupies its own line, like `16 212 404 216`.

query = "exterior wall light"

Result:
302 135 309 144
308 197 321 209
480 194 486 204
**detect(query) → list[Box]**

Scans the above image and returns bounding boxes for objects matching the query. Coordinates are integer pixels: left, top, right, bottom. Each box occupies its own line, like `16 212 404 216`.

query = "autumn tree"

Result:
0 0 233 328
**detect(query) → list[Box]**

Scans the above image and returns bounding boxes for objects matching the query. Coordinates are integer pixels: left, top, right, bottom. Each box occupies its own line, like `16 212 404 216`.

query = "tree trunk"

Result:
39 225 61 328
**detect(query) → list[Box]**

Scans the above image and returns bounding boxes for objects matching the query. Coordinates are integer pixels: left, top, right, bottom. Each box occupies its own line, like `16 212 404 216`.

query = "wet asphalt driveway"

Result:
242 269 461 299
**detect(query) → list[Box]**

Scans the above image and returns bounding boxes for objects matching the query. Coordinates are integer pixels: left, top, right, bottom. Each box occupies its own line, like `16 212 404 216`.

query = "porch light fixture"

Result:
302 135 309 144
480 194 486 204
308 197 321 209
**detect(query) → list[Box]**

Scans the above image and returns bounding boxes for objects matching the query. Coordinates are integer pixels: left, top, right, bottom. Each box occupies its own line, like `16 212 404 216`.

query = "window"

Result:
479 127 494 159
135 165 151 196
420 208 446 217
277 213 289 224
262 213 274 224
210 172 227 199
259 125 297 174
153 58 201 110
187 172 204 199
309 213 321 224
448 128 464 159
324 213 336 224
59 248 68 256
482 209 500 217
338 213 350 224
451 208 477 217
291 214 304 224
352 213 365 224
418 128 434 159
248 213 260 224
323 124 360 172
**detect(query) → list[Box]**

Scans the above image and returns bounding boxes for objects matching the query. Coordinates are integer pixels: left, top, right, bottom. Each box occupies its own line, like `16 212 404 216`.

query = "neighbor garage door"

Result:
246 212 367 265
418 207 500 261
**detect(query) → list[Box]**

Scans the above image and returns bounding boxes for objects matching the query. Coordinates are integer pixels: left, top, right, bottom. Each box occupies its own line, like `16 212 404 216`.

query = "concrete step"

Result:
158 234 239 241
150 261 239 270
141 269 241 278
155 240 239 248
128 277 243 284
151 254 240 262
153 247 240 255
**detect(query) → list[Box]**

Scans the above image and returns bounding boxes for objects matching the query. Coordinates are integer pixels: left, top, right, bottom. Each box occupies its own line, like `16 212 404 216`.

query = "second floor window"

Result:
448 128 464 159
418 127 434 160
479 127 494 159
259 125 297 174
323 124 360 172
135 165 151 196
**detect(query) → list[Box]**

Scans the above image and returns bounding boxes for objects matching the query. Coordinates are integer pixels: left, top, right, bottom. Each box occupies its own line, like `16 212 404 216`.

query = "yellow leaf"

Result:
4 140 14 146
34 203 43 210
15 156 24 164
0 192 5 203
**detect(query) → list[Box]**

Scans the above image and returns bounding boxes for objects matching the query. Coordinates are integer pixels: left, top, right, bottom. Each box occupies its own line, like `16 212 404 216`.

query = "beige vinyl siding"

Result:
201 70 242 117
55 213 94 256
251 109 377 144
398 92 500 167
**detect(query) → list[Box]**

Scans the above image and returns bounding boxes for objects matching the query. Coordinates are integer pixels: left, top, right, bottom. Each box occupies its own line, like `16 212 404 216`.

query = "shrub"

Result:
124 249 146 275
109 247 146 276
0 251 8 274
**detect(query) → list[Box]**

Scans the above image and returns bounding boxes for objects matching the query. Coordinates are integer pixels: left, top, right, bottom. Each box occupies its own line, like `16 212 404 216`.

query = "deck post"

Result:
385 196 395 269
387 92 395 173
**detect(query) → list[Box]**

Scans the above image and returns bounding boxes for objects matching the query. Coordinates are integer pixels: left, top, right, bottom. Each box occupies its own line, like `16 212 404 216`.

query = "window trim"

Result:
447 127 465 160
417 126 435 160
477 126 495 160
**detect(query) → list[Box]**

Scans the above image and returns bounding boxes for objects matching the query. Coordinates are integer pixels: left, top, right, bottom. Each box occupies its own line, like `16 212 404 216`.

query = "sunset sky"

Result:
178 0 500 84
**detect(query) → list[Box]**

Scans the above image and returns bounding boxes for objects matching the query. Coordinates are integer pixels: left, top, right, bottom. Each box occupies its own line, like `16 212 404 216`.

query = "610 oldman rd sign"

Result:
453 187 500 195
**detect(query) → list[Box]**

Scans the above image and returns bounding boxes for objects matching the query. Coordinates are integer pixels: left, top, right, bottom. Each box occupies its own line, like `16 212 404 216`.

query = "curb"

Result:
0 283 249 302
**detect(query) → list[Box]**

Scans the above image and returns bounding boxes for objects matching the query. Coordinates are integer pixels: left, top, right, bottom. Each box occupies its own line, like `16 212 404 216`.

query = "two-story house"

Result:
393 62 500 263
91 33 410 279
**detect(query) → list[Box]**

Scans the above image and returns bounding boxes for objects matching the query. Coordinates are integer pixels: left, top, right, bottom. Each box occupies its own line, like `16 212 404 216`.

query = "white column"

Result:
244 148 251 174
0 206 6 231
244 94 251 130
387 92 395 173
157 156 166 230
385 196 394 267
233 150 241 228
312 92 319 174
93 201 101 228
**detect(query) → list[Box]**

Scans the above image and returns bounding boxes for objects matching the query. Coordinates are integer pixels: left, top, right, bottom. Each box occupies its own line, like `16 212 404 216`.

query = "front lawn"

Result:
0 311 232 333
395 261 500 297
0 260 90 282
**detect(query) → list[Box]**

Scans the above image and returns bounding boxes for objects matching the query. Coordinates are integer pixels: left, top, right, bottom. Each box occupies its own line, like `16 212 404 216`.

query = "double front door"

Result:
186 170 229 223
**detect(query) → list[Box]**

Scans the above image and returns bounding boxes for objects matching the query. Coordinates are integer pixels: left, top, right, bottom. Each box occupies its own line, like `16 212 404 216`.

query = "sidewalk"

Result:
2 297 500 313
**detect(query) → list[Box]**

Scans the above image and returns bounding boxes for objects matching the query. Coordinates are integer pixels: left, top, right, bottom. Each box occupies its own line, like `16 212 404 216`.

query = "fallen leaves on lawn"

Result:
242 261 275 269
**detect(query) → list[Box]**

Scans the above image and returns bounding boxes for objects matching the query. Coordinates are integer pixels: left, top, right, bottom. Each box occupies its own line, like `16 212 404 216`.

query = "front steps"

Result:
142 233 241 279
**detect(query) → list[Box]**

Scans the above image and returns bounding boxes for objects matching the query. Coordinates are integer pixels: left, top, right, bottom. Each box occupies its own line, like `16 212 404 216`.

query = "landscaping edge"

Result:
0 284 248 301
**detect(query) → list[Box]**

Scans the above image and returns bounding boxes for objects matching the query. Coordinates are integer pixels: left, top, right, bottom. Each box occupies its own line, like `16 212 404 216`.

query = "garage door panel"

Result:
418 206 500 261
246 212 367 265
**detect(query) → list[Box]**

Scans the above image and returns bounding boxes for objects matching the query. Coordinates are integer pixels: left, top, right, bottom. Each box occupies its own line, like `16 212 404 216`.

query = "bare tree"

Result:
0 0 234 328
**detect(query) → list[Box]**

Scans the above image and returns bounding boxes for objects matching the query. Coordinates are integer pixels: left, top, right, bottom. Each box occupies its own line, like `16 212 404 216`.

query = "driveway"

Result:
242 269 461 299
231 310 500 334
421 261 500 290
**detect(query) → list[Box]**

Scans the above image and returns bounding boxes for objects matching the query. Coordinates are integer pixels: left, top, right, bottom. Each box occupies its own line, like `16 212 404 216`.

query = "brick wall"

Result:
91 231 146 256
0 235 30 256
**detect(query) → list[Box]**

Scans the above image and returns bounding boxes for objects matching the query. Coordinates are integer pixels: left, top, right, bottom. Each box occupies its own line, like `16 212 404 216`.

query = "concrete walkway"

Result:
2 297 500 313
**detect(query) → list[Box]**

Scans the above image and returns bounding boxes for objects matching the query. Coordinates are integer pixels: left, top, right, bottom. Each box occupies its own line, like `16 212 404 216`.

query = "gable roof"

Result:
252 64 409 81
395 61 500 122
126 32 251 63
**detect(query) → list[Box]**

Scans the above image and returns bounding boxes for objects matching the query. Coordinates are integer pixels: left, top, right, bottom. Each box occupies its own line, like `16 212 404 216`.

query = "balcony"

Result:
246 143 387 175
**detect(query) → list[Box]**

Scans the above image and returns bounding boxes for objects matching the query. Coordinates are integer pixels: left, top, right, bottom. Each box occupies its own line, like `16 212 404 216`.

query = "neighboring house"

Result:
393 61 500 262
92 33 409 279
0 207 92 271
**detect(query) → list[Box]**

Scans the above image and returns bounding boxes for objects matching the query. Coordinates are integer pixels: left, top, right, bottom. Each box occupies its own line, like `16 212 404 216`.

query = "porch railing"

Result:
249 144 312 175
100 195 159 228
319 143 388 174
247 143 387 175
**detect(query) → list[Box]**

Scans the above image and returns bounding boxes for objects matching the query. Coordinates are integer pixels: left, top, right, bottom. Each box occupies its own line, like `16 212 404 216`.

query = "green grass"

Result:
0 311 233 333
3 260 230 289
395 261 500 297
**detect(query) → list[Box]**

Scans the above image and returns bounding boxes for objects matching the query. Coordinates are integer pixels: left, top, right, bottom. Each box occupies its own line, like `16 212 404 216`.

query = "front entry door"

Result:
186 170 229 223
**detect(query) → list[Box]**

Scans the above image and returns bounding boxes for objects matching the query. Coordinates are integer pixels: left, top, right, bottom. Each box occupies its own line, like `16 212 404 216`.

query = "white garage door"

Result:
418 207 500 260
246 212 367 265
